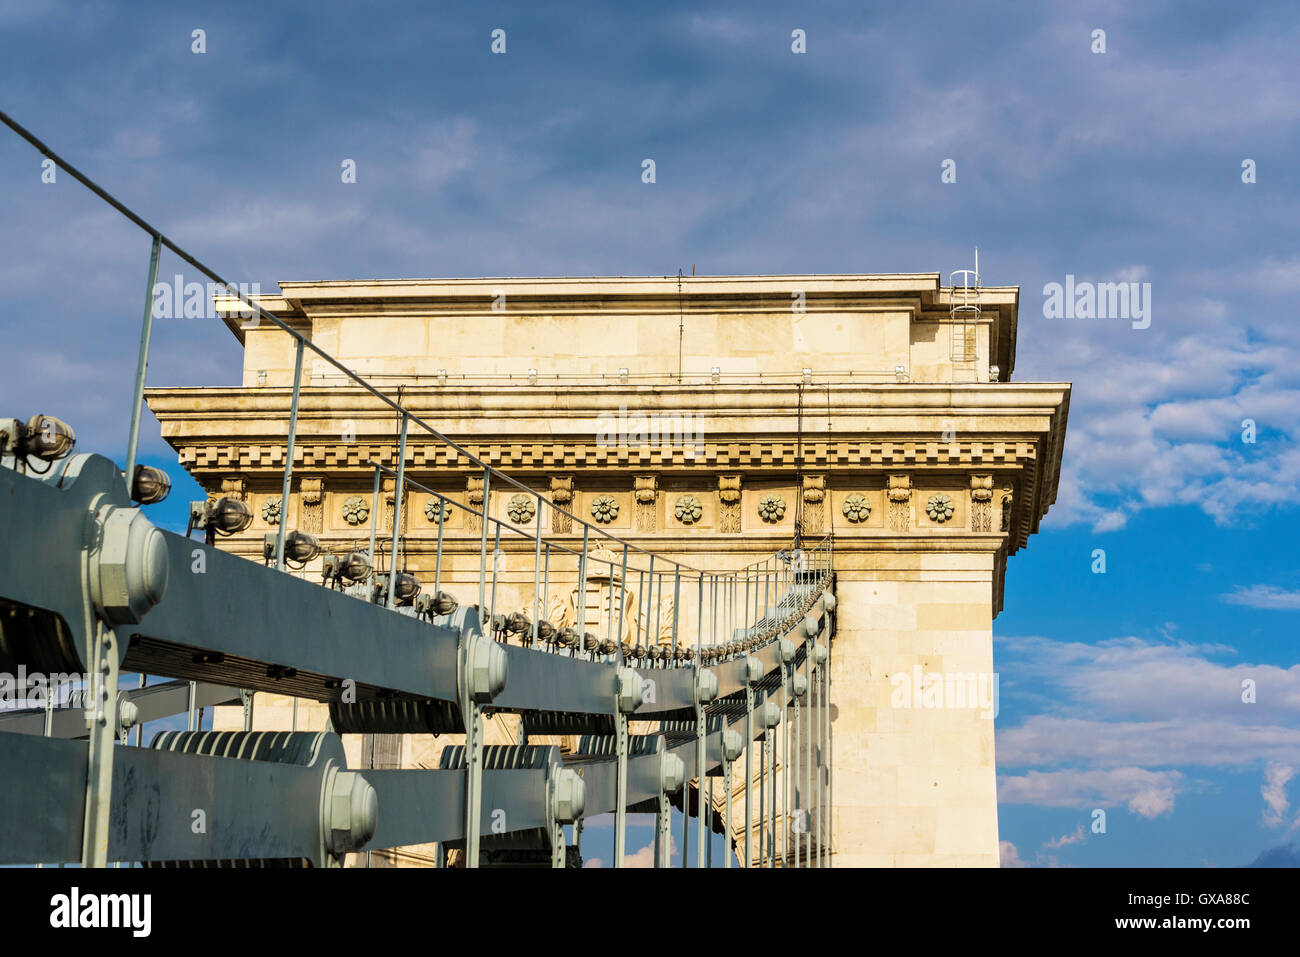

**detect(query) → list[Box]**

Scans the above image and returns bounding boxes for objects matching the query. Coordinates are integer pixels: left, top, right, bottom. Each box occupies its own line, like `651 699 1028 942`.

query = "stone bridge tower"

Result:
148 273 1069 867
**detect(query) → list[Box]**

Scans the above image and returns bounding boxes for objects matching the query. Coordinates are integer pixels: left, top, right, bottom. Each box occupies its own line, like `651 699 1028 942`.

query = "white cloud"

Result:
999 840 1027 867
1261 763 1295 829
997 635 1300 724
999 838 1064 868
1020 295 1300 531
998 767 1184 818
995 635 1300 822
1129 784 1178 819
1224 585 1300 611
999 715 1300 769
1035 13 1300 148
626 833 674 868
1043 823 1088 849
1253 258 1300 295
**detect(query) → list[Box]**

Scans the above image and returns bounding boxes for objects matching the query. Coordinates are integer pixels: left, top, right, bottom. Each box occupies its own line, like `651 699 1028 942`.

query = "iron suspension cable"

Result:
0 108 701 573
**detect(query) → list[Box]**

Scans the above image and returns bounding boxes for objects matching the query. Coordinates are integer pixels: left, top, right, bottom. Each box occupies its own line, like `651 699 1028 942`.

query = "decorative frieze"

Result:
382 478 408 534
802 475 826 534
299 477 324 534
888 475 911 532
718 476 742 532
465 475 484 532
970 474 994 532
220 475 247 502
188 466 1032 554
634 475 658 532
212 472 1021 542
550 476 574 534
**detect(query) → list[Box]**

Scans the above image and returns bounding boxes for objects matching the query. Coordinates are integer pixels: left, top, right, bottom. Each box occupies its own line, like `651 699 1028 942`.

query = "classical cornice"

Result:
165 436 1043 474
146 382 1068 433
264 274 1016 311
214 273 1021 376
147 380 1069 558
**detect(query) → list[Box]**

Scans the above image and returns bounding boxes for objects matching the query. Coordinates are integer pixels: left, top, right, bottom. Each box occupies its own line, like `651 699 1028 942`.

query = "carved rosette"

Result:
634 475 658 532
507 493 536 524
802 475 826 533
842 493 871 524
718 475 742 533
591 494 619 524
757 494 786 524
425 499 453 524
342 494 370 526
550 476 574 534
926 493 955 523
299 477 324 534
674 494 702 525
970 474 994 532
465 476 485 532
887 475 911 532
261 496 282 526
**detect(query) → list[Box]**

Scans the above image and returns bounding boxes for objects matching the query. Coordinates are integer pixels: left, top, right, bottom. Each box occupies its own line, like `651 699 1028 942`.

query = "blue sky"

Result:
1 0 1297 867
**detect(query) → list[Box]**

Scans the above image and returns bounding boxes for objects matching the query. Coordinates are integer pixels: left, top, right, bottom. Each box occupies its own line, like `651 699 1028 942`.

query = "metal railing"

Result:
0 108 838 871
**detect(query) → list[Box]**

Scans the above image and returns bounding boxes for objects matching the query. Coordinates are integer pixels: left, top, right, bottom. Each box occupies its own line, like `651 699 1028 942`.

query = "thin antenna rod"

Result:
794 383 804 547
676 269 685 383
